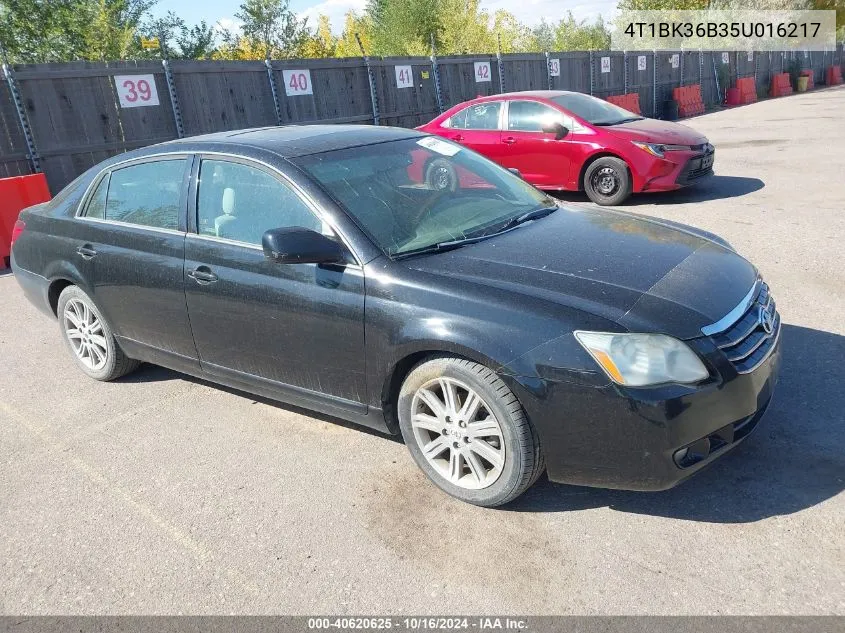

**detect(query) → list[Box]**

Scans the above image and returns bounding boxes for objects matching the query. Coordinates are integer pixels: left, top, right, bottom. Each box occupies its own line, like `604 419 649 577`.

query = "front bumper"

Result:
636 148 715 192
504 329 781 491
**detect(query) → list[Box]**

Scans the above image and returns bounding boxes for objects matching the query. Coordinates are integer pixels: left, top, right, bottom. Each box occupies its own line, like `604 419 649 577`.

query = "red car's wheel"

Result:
425 158 458 192
583 157 632 206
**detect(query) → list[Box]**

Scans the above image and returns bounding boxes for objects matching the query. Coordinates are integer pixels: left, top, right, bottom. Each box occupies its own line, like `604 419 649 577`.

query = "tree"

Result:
298 14 337 58
335 11 373 57
0 0 89 62
223 0 309 60
369 0 443 55
84 0 156 61
141 11 216 59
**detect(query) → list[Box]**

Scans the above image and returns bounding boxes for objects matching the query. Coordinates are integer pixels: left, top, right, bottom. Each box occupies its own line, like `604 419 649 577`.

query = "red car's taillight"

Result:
10 219 26 245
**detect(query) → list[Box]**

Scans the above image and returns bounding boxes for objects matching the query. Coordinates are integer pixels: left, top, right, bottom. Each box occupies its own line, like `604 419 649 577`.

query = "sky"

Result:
152 0 620 35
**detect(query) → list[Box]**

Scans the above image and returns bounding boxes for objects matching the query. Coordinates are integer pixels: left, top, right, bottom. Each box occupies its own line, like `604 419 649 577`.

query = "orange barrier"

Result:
672 84 705 117
825 65 842 86
0 174 51 268
770 73 793 97
606 93 641 115
800 69 814 90
735 77 757 104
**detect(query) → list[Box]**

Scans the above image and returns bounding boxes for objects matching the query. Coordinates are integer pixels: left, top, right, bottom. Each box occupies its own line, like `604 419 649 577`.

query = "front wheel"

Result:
583 157 632 206
398 357 544 507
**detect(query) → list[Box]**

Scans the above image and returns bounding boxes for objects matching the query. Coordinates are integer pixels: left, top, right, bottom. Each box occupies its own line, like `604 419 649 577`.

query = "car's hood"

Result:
601 118 708 146
405 206 757 339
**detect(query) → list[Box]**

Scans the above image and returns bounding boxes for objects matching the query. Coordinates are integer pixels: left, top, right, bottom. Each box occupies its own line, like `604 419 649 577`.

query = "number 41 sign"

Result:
114 74 159 108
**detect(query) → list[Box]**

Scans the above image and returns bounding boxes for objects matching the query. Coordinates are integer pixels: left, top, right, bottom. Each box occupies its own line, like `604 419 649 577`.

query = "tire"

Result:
57 285 140 381
425 158 458 192
583 156 632 206
397 356 544 507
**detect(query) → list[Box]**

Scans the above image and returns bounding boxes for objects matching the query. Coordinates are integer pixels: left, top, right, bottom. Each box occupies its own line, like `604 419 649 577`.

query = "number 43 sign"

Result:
114 74 159 108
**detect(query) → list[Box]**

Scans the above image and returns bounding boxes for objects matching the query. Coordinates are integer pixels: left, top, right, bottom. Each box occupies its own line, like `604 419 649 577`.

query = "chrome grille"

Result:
710 282 780 374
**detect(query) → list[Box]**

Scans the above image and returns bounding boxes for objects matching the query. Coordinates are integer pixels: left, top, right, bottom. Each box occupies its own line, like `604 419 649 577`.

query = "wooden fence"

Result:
2 46 843 193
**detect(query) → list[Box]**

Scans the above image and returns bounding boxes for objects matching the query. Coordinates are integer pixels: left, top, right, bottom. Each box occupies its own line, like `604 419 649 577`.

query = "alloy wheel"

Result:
63 298 109 371
410 377 505 490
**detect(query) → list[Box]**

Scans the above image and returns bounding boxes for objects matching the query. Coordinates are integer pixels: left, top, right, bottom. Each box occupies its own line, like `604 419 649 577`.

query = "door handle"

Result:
502 137 517 145
187 266 218 284
450 134 464 142
76 245 97 259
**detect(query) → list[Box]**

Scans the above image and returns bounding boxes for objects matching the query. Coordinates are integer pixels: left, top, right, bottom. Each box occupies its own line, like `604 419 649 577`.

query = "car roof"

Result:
158 124 424 158
471 90 579 102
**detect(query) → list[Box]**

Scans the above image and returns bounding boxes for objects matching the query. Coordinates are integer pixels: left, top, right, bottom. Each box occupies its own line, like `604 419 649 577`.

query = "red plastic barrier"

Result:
770 73 793 97
825 65 842 86
800 69 814 90
733 77 757 104
606 93 641 115
0 174 52 268
673 84 705 116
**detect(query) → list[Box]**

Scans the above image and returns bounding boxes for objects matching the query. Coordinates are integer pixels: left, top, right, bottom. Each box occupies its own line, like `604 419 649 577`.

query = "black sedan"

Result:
10 125 781 507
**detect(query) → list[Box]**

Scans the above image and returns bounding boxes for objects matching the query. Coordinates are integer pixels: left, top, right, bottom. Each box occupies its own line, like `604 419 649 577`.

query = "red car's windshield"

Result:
550 93 643 126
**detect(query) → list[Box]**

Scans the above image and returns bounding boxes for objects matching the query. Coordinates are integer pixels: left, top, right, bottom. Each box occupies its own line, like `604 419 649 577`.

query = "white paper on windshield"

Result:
417 136 461 156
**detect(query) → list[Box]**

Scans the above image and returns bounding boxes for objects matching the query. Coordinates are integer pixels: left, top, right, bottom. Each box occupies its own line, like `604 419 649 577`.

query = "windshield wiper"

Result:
393 205 558 260
593 116 644 126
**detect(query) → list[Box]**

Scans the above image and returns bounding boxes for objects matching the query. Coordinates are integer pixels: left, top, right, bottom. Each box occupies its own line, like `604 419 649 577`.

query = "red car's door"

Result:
438 101 505 159
498 100 574 189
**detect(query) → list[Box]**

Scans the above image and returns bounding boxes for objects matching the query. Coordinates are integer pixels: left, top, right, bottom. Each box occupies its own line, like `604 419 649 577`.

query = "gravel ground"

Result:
1 85 843 615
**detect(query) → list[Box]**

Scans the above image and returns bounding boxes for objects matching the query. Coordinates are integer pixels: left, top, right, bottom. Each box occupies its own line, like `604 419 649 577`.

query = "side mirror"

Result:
262 227 344 265
542 122 569 140
507 167 523 179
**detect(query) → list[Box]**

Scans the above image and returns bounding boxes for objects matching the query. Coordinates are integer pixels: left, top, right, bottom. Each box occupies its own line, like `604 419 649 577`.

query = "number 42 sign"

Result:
114 74 159 108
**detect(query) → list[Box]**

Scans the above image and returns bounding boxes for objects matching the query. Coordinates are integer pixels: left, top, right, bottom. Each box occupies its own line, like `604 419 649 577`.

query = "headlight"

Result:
631 141 691 158
574 331 709 387
631 141 665 158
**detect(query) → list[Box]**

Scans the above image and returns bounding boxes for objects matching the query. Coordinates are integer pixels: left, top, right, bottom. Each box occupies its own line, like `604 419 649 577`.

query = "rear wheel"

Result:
583 156 632 206
57 285 139 381
398 356 544 507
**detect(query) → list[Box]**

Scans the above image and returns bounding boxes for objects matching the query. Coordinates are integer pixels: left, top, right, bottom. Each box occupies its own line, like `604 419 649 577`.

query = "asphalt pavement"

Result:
1 85 843 615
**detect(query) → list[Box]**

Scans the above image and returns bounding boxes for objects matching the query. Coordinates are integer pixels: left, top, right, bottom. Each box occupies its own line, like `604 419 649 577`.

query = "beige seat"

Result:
215 188 239 238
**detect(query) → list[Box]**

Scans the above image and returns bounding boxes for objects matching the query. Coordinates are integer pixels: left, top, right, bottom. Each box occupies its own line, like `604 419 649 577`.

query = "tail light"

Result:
10 220 25 246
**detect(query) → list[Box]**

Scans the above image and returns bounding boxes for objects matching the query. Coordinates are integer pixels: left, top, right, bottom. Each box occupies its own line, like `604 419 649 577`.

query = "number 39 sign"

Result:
282 69 313 96
114 74 159 108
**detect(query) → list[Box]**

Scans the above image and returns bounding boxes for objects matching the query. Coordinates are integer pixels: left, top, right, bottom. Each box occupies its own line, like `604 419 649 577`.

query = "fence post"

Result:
680 49 684 87
652 50 657 117
589 51 594 95
161 60 184 138
699 48 703 87
545 52 552 90
264 59 283 126
430 34 444 113
496 33 505 94
356 33 380 126
623 50 628 94
1 63 40 173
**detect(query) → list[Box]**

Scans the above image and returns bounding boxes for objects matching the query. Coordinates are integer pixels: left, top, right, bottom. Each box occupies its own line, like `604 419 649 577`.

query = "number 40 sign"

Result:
114 74 160 108
282 69 313 96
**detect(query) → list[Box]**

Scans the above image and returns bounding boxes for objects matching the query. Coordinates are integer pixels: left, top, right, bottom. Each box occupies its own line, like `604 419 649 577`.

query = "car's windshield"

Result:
293 136 557 257
550 93 643 126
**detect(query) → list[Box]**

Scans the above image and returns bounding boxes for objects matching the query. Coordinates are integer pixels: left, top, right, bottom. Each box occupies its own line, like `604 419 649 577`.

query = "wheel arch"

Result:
577 151 632 192
379 343 502 435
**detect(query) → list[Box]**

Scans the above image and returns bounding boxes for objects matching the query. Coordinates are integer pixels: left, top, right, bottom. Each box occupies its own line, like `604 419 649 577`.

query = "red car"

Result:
416 90 715 205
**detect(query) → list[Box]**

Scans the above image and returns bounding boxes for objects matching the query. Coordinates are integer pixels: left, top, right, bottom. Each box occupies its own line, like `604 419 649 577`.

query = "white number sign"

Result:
282 69 313 96
747 51 753 62
474 61 491 83
637 55 647 71
670 54 679 69
722 52 730 64
548 58 560 77
600 56 611 73
395 65 413 89
114 74 159 108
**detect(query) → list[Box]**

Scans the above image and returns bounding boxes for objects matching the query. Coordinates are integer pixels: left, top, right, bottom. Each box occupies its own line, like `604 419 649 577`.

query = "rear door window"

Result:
447 102 502 130
102 159 188 230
